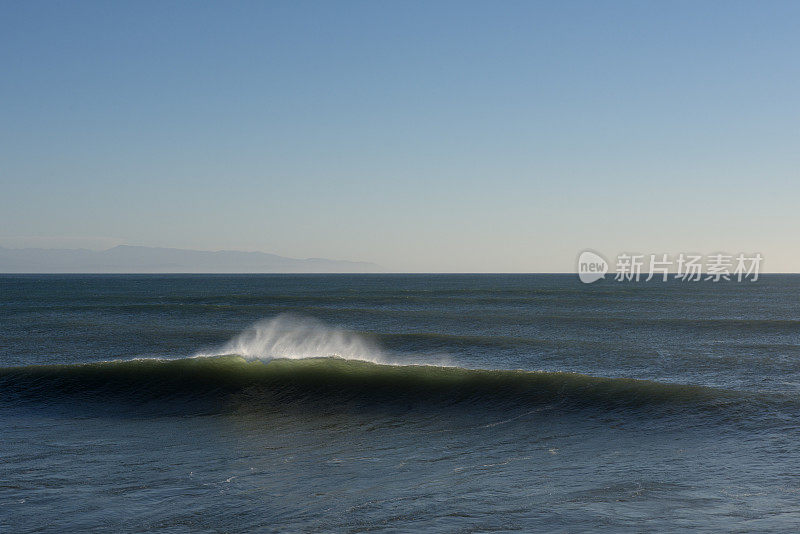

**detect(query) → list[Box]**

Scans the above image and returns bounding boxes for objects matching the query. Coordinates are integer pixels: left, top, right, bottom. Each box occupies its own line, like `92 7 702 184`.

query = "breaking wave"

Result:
2 316 793 419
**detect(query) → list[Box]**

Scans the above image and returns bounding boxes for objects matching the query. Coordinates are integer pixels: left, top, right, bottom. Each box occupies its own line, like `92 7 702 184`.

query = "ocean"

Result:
2 274 799 532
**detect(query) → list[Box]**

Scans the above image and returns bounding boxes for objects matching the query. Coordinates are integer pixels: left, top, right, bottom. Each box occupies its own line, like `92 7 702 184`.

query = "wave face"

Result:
0 355 759 416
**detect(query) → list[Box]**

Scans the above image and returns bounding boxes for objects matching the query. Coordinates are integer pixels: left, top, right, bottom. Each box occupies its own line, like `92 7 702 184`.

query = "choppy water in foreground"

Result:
2 274 800 532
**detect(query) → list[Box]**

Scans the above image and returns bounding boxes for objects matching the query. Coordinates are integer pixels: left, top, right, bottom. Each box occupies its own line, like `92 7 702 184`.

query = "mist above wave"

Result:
197 314 389 364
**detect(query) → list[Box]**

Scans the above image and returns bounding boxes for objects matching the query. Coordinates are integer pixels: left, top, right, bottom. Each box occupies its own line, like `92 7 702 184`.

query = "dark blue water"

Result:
2 275 800 532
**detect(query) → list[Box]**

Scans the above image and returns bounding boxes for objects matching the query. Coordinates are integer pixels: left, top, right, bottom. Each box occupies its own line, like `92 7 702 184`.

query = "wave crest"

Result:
198 314 387 363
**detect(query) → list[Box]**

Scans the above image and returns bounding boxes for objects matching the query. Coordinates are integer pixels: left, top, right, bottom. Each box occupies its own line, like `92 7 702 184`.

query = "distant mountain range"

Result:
0 245 383 273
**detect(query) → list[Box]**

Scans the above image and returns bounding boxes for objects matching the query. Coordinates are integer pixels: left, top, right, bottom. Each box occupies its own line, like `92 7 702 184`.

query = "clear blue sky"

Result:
2 1 798 271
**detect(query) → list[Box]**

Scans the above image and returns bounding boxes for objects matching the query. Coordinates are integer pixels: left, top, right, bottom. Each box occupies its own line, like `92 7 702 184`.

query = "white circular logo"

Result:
577 250 608 283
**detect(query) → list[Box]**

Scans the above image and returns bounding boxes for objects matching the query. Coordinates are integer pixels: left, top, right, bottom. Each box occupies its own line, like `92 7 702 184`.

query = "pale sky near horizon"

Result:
2 1 799 272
